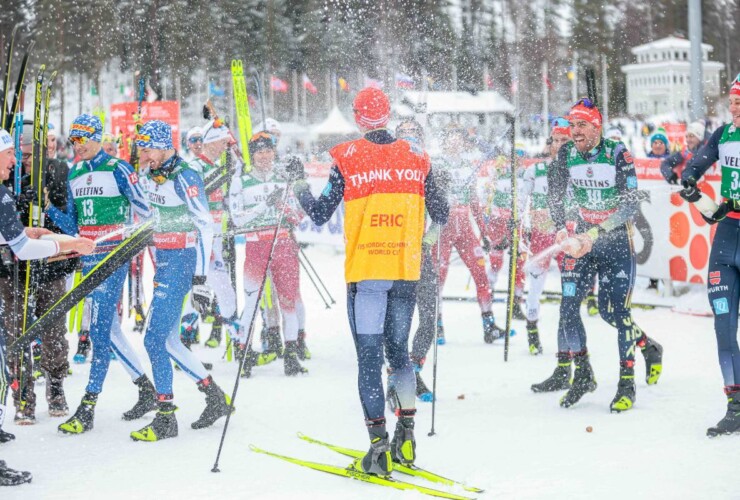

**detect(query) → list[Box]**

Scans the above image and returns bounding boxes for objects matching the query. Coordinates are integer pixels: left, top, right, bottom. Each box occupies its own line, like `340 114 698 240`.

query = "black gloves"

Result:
191 275 215 316
285 156 305 182
679 177 701 203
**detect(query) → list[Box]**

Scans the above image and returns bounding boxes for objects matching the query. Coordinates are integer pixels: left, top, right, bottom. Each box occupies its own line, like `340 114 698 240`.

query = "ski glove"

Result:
285 156 305 181
660 162 679 185
481 236 491 253
679 177 702 203
191 276 215 316
16 187 37 210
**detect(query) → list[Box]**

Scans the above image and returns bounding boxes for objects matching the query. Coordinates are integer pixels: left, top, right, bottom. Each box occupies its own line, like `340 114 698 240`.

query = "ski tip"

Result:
248 444 260 452
297 432 307 439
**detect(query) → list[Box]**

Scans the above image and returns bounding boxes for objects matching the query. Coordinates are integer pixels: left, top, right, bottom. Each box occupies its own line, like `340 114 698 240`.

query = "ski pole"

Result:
299 247 336 305
298 253 331 309
428 234 442 437
503 113 518 362
212 182 294 473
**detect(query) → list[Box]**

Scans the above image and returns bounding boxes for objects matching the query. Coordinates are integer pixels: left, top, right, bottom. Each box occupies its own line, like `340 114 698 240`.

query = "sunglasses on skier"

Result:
69 136 89 146
188 136 203 144
551 118 570 128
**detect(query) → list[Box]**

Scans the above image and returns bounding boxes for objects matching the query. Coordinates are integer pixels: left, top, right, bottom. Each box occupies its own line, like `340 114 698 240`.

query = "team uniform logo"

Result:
186 185 200 198
713 297 729 315
586 167 594 178
86 175 93 185
563 282 576 297
623 151 633 164
564 258 576 271
709 271 721 285
129 172 139 185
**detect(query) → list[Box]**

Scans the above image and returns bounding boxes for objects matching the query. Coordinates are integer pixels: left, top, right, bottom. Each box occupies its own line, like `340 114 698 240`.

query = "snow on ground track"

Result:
2 247 736 499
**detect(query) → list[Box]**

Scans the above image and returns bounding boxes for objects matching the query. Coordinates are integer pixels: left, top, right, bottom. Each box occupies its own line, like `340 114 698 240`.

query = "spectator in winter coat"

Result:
647 129 670 158
660 121 706 184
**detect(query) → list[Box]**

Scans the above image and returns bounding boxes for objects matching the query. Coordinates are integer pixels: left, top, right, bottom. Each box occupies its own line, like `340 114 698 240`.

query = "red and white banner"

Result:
109 101 181 163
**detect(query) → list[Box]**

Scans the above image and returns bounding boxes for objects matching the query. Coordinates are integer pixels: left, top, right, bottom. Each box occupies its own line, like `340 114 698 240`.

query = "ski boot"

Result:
284 341 308 376
638 336 663 385
180 312 200 348
435 315 446 345
512 301 526 321
133 304 146 333
256 327 283 365
0 428 14 443
390 414 416 465
707 390 740 437
235 343 258 378
352 425 392 478
205 322 222 348
0 460 32 486
192 376 233 429
482 312 507 343
73 331 91 364
47 376 69 417
14 404 35 426
585 294 599 316
531 353 572 392
527 320 543 355
559 353 597 408
610 365 636 413
59 392 97 434
297 329 311 360
131 400 178 442
122 375 158 421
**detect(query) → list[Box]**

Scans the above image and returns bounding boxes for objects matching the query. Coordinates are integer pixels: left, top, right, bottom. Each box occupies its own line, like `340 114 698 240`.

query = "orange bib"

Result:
331 138 430 282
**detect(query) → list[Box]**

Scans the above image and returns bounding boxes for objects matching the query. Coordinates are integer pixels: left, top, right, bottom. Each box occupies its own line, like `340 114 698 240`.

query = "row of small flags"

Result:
207 68 575 98
264 72 419 94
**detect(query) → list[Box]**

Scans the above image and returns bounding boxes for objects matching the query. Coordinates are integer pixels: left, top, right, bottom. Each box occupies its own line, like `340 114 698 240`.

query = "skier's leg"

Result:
208 235 237 319
143 248 200 397
707 221 740 389
588 226 639 412
109 317 146 381
456 216 492 312
84 258 129 395
384 280 418 465
410 250 437 364
706 220 740 436
347 280 393 428
36 278 70 416
271 239 305 375
237 241 270 346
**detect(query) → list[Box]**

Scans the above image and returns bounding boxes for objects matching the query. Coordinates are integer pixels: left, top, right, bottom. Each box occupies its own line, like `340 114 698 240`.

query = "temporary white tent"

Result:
312 106 356 136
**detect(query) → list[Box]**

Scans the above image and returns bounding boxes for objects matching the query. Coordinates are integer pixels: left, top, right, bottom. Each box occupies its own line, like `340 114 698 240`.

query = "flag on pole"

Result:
270 76 289 93
364 76 384 89
485 74 494 90
338 77 350 92
395 72 415 89
302 74 318 94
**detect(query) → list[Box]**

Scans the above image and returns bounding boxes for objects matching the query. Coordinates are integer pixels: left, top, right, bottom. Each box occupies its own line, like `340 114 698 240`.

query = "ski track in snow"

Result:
2 245 735 499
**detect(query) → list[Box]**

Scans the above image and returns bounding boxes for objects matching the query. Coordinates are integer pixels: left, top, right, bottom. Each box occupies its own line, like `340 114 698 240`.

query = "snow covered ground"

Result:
2 245 735 499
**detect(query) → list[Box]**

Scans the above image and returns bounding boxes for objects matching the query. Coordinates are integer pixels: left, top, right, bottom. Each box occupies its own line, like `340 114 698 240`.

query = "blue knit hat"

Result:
136 120 173 150
69 114 103 142
650 129 669 149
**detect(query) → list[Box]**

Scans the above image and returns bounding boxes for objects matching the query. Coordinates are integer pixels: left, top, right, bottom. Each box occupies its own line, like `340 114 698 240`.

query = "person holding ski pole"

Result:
0 128 95 486
0 120 77 424
287 87 448 477
228 131 308 377
535 98 662 412
680 75 740 436
129 120 233 442
180 119 238 350
46 114 157 434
